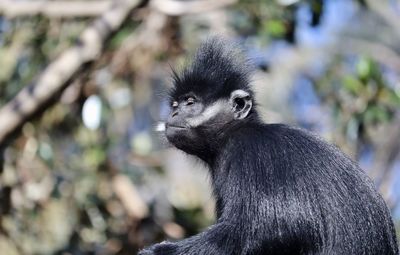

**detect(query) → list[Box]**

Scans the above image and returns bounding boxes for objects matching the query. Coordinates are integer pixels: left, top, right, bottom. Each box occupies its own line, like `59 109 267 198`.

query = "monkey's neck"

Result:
199 112 261 166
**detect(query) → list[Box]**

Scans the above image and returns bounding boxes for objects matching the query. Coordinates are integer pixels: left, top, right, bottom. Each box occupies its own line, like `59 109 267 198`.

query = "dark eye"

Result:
186 97 195 105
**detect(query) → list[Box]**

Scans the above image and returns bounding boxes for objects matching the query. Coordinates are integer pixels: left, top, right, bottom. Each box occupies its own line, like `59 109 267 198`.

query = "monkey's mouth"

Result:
166 124 187 130
166 123 188 130
165 124 189 142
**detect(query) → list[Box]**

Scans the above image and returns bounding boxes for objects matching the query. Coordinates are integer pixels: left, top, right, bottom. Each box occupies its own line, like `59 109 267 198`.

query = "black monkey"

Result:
140 38 399 255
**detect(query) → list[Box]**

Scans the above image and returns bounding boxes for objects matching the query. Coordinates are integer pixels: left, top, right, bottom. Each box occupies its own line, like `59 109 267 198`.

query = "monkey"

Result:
139 38 399 255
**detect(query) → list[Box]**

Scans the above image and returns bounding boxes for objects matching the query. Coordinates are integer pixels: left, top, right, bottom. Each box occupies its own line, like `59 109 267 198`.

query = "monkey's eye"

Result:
186 97 195 105
172 101 179 108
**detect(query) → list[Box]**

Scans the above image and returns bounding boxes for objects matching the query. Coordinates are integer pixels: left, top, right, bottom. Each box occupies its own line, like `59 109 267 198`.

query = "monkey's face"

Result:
165 89 253 156
164 38 256 159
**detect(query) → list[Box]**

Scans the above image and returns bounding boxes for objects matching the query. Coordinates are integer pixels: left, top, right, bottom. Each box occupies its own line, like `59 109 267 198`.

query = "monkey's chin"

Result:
165 126 195 150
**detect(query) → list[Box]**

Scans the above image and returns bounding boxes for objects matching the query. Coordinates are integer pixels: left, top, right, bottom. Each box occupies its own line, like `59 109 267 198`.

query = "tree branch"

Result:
0 0 113 18
112 174 149 219
338 37 400 73
150 0 237 16
0 0 143 147
364 0 400 38
0 0 237 18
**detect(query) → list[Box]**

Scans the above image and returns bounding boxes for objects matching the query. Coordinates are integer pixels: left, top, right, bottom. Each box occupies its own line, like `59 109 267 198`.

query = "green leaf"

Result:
264 20 286 37
342 75 363 94
356 57 372 80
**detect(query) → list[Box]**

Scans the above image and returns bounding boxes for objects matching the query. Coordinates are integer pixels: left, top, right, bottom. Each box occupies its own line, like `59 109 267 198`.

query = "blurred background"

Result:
0 0 399 254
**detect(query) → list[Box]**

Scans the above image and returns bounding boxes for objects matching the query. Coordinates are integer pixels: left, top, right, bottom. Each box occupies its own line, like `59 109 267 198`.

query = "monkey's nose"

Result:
172 111 178 117
167 112 187 130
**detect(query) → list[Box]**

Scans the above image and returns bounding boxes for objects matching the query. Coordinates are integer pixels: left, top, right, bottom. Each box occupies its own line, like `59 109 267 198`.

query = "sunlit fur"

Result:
140 38 399 255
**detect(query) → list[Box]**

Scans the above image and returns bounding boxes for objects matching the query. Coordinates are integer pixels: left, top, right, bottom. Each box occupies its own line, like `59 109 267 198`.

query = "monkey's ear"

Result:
230 90 252 120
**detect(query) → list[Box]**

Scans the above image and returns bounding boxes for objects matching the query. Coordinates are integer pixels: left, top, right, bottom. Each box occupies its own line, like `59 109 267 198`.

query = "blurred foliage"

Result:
0 0 400 254
316 56 400 150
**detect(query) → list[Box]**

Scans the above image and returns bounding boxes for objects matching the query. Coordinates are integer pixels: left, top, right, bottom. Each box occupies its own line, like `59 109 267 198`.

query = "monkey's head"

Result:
165 38 257 161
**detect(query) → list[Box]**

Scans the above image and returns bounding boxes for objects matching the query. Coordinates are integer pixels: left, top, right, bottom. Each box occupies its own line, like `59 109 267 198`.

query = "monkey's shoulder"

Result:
223 123 371 189
228 123 353 167
233 123 330 148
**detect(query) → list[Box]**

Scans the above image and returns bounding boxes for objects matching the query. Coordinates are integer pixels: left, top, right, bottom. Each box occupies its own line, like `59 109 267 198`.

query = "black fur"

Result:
170 39 254 103
140 38 399 254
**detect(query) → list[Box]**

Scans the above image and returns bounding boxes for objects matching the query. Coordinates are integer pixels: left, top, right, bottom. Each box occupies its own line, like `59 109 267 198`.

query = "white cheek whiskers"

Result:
186 100 226 128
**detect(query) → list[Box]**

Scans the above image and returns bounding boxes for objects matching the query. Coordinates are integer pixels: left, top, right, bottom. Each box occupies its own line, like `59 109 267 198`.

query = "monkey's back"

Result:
223 124 398 255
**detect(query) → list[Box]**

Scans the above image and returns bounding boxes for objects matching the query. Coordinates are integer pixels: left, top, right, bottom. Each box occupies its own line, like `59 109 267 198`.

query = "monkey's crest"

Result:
170 38 254 102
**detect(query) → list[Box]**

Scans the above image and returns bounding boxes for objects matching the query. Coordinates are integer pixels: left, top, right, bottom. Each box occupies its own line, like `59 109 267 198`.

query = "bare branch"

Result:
364 0 400 38
0 0 143 146
0 0 113 18
0 0 237 18
111 10 169 73
112 174 148 219
338 37 400 72
150 0 237 16
369 117 400 206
